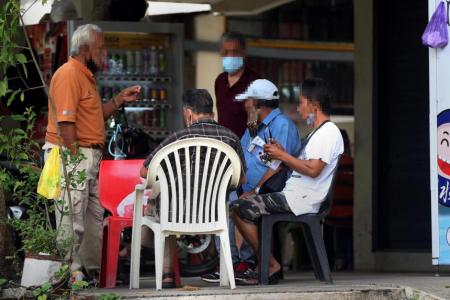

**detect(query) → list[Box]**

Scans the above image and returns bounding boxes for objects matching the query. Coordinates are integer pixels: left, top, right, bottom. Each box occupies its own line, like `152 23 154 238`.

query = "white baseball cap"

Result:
235 79 280 101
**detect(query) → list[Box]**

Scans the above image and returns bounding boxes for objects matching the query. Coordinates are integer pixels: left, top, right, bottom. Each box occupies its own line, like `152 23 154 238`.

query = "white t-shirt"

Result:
282 122 344 215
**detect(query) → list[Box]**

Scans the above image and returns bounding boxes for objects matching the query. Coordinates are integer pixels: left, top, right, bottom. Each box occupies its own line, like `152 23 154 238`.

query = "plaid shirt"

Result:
143 119 246 177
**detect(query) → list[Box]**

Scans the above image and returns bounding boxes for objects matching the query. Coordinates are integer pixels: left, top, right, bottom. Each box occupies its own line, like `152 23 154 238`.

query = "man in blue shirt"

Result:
238 80 301 197
202 79 300 283
235 79 300 269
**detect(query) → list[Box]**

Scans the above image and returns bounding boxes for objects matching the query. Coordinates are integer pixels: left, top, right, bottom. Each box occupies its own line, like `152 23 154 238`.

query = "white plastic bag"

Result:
117 189 152 217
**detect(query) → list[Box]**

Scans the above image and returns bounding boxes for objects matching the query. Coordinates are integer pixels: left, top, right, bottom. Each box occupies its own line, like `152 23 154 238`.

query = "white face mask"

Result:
306 112 315 126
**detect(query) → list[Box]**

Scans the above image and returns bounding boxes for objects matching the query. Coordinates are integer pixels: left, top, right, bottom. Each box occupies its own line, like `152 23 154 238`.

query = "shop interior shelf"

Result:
97 74 172 83
106 127 170 139
125 100 171 109
101 100 171 109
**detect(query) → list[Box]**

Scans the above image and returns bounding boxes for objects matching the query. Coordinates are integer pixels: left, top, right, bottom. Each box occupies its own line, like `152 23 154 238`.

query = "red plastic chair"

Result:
98 159 182 288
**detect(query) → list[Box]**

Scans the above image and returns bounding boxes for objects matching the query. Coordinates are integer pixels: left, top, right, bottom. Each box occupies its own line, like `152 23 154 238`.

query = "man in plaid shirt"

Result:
139 89 246 287
141 90 246 177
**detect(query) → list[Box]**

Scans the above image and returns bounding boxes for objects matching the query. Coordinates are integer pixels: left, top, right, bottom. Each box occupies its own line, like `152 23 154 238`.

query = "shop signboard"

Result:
429 0 450 265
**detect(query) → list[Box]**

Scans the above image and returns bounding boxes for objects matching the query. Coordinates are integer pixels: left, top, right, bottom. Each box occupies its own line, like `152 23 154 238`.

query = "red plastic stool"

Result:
98 159 181 288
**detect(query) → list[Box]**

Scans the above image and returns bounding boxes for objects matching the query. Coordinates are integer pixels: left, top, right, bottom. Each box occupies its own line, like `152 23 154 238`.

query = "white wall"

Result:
193 14 225 119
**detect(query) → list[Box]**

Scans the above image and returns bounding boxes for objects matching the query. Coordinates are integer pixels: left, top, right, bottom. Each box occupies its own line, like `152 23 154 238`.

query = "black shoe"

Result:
235 268 253 282
236 269 258 286
201 271 220 283
236 269 282 286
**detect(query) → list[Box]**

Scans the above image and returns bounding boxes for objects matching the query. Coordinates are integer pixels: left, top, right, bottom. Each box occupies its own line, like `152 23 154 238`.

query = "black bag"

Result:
259 167 291 194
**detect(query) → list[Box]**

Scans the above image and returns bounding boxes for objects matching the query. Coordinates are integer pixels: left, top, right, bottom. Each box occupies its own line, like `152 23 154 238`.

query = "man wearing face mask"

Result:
231 78 344 285
201 79 300 283
139 89 246 287
44 24 141 283
215 32 260 138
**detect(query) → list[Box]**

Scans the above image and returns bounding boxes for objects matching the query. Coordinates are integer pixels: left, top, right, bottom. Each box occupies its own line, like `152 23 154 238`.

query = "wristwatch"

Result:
255 186 261 194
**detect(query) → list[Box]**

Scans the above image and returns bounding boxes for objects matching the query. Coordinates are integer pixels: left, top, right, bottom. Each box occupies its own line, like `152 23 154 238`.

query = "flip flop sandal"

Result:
162 272 176 288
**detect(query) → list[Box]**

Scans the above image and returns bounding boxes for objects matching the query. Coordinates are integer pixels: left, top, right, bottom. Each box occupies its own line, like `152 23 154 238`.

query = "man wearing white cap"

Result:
202 79 300 283
236 79 301 198
235 79 300 274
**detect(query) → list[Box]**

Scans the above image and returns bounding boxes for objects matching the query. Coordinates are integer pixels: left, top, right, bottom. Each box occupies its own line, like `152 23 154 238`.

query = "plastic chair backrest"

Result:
99 159 144 217
318 155 342 216
146 138 241 233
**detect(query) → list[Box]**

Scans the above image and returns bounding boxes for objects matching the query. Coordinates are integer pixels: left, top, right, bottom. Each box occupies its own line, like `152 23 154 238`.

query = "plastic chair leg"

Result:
129 223 142 289
308 220 333 283
219 231 235 289
259 216 274 285
272 223 284 279
172 246 181 288
99 224 109 287
154 232 165 291
301 223 323 281
104 221 123 288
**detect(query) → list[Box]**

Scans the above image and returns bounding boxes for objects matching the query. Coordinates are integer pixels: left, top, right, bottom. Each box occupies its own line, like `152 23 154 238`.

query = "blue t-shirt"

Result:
240 108 301 192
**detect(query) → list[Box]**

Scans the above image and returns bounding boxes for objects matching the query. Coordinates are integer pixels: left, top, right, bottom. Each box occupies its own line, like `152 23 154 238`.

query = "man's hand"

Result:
264 141 287 161
239 190 256 199
115 85 141 105
140 166 148 178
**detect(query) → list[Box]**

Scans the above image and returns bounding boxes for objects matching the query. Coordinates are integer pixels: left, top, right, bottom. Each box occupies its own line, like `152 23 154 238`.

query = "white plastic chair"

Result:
129 137 241 290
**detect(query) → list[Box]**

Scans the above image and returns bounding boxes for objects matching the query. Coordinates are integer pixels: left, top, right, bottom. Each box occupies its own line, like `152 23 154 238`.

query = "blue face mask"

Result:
306 113 315 126
222 56 244 74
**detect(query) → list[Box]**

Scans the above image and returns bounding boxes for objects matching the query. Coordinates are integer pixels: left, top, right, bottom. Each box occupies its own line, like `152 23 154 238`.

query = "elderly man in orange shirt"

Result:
43 24 140 284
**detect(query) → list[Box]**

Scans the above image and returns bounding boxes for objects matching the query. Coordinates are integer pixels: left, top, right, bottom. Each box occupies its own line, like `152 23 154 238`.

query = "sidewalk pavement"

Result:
79 272 450 299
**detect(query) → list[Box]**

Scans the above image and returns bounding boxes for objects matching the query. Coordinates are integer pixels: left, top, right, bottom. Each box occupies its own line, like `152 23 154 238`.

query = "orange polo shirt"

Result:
46 57 105 147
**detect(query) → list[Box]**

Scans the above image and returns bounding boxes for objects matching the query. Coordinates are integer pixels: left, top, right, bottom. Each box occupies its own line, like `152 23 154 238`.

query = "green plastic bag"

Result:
37 147 61 199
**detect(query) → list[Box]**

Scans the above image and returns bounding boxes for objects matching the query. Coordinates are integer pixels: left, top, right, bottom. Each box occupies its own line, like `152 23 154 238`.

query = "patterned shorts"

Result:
231 192 292 225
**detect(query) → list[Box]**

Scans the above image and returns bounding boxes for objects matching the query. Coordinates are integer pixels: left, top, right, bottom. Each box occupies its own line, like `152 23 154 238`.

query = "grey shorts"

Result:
231 192 292 225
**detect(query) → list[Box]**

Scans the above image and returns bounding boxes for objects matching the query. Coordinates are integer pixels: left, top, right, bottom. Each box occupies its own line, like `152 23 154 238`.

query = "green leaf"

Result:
41 282 51 292
20 91 24 102
10 114 26 121
6 90 19 107
0 78 7 97
0 278 7 288
15 53 26 64
21 62 28 78
71 280 89 291
37 295 47 300
13 128 26 135
33 288 42 296
18 153 28 160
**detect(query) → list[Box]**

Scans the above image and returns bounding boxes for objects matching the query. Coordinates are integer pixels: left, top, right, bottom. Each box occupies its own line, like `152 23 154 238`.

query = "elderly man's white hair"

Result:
70 24 103 56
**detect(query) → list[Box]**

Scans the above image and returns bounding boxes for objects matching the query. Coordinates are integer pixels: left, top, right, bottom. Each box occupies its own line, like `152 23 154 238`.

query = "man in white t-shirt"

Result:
231 78 344 285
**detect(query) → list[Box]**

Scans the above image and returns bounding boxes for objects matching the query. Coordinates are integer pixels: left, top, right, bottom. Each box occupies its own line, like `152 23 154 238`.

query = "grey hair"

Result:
70 24 102 56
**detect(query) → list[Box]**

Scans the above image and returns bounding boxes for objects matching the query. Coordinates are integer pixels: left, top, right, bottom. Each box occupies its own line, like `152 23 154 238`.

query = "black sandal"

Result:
162 272 176 288
237 269 282 286
268 270 282 285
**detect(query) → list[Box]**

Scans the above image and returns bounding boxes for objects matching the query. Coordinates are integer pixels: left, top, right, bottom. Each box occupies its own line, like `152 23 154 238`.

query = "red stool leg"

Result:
173 246 181 287
99 223 109 287
103 220 123 288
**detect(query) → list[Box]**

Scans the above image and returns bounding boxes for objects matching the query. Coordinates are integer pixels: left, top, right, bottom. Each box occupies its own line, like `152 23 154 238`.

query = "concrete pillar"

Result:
353 0 376 271
193 14 226 118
